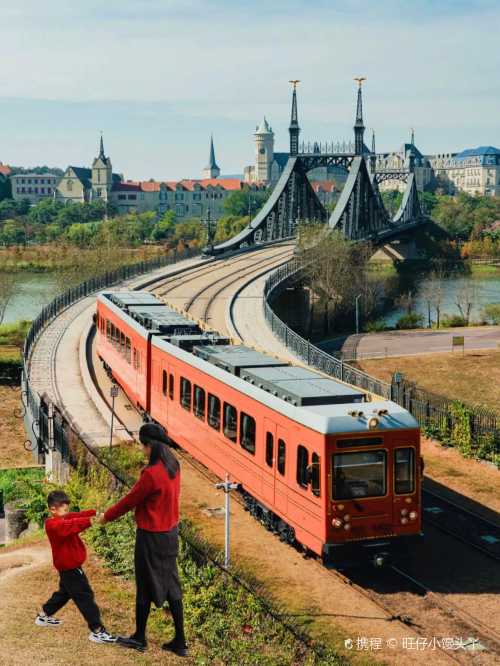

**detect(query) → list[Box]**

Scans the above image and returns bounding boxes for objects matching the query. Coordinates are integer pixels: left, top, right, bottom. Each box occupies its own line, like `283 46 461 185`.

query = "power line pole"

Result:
215 473 240 569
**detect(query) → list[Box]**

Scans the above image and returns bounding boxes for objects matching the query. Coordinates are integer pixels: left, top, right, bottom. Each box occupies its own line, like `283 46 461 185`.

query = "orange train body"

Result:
96 291 422 564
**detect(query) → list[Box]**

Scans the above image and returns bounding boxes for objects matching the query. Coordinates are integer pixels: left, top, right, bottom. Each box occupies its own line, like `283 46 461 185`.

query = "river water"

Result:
2 273 60 324
384 273 500 326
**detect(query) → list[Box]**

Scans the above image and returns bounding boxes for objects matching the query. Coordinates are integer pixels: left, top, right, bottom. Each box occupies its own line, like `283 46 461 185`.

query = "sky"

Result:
0 0 499 180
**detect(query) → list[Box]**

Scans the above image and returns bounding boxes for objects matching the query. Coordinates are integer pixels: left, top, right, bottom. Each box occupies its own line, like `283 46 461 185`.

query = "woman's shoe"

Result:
162 639 189 657
117 635 147 652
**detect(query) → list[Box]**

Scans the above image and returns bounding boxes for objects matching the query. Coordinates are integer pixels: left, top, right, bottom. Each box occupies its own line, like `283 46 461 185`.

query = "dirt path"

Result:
0 540 189 665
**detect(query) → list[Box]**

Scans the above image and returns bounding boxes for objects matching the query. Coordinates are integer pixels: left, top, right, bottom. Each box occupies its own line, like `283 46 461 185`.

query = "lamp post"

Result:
109 383 119 449
215 473 240 569
204 207 215 252
355 294 362 334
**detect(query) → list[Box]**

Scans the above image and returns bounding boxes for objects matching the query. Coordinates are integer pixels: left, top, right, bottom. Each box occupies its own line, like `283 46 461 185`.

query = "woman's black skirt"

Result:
134 526 182 607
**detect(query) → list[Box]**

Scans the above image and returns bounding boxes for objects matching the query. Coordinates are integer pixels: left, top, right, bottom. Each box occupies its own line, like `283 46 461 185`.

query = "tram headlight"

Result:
401 517 408 525
400 508 408 516
343 514 350 522
332 518 343 529
409 511 418 520
343 523 351 531
368 416 379 429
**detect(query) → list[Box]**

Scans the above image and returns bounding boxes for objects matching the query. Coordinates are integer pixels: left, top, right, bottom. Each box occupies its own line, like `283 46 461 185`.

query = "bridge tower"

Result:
254 118 274 184
370 129 377 175
353 77 366 156
288 80 300 156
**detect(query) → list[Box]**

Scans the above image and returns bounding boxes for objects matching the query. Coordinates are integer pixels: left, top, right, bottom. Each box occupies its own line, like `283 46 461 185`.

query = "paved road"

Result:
321 325 500 359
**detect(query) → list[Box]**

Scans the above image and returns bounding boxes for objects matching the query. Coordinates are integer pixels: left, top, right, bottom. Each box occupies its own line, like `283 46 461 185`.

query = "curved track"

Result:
150 243 294 336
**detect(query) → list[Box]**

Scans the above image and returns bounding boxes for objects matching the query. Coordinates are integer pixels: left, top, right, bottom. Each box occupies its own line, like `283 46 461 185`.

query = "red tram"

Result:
96 290 423 565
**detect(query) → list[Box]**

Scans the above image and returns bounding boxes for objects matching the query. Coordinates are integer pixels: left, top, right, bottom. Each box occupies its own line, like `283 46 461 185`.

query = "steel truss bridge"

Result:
209 82 428 255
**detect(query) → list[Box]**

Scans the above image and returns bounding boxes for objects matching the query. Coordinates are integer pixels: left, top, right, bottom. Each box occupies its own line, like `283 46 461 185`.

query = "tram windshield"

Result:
332 450 386 499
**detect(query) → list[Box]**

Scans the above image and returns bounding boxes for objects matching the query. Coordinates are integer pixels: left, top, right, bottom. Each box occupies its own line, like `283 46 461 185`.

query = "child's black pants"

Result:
43 567 102 631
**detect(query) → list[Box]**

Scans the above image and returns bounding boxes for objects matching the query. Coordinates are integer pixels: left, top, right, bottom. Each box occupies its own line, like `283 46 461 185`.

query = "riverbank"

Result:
0 244 167 272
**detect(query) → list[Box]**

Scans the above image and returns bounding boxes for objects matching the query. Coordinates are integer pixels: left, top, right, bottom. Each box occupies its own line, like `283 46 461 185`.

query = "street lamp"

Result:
355 294 362 334
204 208 215 252
109 383 119 449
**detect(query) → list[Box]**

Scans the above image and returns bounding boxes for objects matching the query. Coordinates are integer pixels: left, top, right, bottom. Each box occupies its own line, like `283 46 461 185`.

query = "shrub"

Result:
0 467 45 515
481 303 500 325
439 314 468 327
364 319 389 332
395 313 424 329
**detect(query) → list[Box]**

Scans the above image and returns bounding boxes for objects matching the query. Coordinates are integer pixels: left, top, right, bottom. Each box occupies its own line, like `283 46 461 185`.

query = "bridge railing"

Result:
263 260 500 466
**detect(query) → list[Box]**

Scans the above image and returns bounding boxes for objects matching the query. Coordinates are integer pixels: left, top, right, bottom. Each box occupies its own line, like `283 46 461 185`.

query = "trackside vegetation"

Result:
10 445 346 666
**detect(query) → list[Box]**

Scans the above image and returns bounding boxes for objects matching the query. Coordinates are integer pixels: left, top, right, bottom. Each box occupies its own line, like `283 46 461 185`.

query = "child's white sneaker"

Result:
35 612 62 627
89 628 117 644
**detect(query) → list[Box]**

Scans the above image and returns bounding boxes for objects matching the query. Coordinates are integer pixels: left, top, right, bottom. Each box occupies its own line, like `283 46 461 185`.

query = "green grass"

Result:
470 263 500 276
0 320 31 347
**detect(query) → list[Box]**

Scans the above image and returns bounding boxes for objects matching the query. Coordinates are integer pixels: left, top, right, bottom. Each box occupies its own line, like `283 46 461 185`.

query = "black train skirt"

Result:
134 526 182 607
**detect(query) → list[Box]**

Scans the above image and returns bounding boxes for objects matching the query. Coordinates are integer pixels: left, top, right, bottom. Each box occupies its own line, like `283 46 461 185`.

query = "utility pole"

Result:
355 294 362 334
215 473 240 569
109 383 119 449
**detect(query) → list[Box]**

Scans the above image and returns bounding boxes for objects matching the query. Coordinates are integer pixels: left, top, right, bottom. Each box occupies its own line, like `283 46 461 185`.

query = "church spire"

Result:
99 131 106 160
288 80 300 156
410 127 415 145
353 77 366 156
202 134 220 179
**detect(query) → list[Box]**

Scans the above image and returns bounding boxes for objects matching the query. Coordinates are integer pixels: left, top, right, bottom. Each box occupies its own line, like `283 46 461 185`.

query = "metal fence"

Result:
263 259 500 464
22 246 199 462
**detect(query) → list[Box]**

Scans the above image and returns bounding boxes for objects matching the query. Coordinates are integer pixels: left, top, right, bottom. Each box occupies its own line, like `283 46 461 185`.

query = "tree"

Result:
454 279 478 325
27 199 64 225
0 271 16 325
151 210 176 242
0 219 25 246
65 222 96 247
299 227 374 335
223 187 270 217
214 215 249 242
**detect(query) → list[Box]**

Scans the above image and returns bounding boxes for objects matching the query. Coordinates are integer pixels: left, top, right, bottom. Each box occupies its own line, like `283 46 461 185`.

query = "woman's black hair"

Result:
139 423 179 480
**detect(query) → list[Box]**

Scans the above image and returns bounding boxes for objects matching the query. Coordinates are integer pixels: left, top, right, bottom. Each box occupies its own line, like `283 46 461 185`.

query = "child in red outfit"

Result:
35 490 116 645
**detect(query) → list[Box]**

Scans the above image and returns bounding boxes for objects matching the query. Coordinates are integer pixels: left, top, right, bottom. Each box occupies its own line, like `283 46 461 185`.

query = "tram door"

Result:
261 418 276 506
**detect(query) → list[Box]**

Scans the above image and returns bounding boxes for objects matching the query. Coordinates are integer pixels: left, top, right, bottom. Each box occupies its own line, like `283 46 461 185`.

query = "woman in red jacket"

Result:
100 423 187 656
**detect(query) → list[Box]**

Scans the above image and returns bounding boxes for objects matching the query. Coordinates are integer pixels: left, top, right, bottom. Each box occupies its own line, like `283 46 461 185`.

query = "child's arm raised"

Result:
47 515 95 537
63 510 96 520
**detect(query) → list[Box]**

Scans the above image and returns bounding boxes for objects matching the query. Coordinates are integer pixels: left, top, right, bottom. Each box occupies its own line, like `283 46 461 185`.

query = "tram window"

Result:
395 448 415 495
311 453 321 497
208 394 221 430
106 321 111 341
125 337 131 364
110 323 115 345
180 377 192 411
265 432 274 467
277 439 286 476
120 332 126 355
240 413 256 455
162 370 167 396
168 373 174 400
194 385 206 420
332 450 386 500
223 402 237 442
296 445 309 488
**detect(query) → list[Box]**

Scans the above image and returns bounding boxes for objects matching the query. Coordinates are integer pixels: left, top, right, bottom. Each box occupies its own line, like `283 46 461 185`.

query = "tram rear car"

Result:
95 291 423 565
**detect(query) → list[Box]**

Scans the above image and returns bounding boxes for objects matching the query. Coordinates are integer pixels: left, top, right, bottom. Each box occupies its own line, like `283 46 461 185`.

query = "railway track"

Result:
153 244 292 303
422 487 500 563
